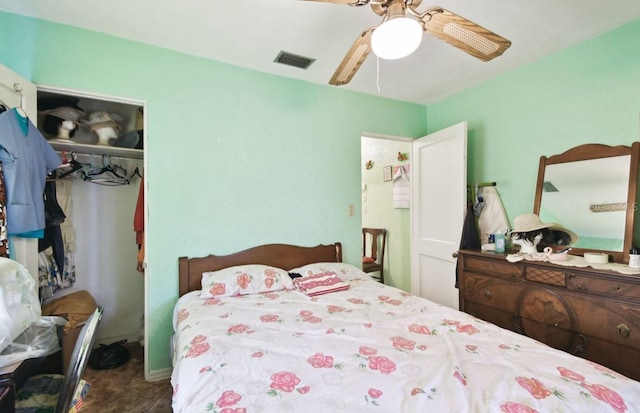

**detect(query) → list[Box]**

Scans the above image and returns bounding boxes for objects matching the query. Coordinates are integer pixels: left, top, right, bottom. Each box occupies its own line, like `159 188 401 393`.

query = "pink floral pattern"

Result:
557 367 585 382
500 402 539 413
270 371 301 392
298 310 323 323
177 309 189 324
391 336 416 351
171 275 640 413
209 283 226 297
259 314 280 323
516 377 552 399
366 388 383 406
185 335 210 359
307 352 335 368
453 368 467 386
327 305 346 313
368 388 382 398
359 346 377 356
236 273 251 289
200 265 293 298
408 323 431 335
368 355 396 374
264 277 275 289
227 324 253 335
581 382 627 413
216 390 241 408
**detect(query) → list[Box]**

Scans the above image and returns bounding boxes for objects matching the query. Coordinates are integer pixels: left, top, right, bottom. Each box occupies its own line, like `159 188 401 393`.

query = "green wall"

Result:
0 12 427 373
427 19 640 224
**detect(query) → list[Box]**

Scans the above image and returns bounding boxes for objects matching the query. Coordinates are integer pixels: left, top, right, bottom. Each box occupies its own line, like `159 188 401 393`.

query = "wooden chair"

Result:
362 228 387 283
15 306 104 413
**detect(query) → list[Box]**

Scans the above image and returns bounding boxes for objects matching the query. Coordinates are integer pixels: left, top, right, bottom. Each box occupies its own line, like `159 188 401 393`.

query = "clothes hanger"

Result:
12 83 28 119
129 165 143 180
85 155 130 186
57 152 89 179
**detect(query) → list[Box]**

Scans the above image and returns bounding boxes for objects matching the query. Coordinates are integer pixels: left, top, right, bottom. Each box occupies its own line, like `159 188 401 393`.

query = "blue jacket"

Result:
0 109 61 236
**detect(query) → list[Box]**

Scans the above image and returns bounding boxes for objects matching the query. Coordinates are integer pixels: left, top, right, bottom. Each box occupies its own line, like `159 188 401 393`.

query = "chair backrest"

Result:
362 228 387 263
56 306 104 413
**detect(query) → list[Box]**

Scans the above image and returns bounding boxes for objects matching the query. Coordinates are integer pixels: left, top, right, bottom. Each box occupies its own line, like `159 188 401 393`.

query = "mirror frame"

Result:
533 142 640 263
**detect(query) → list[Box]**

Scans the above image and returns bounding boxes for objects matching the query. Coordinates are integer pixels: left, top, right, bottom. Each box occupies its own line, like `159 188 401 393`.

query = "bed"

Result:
172 242 640 413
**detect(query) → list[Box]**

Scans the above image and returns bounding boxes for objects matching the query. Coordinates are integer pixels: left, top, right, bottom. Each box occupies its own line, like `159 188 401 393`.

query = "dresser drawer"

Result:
525 266 566 286
462 255 523 279
567 273 640 300
563 293 640 351
460 273 523 314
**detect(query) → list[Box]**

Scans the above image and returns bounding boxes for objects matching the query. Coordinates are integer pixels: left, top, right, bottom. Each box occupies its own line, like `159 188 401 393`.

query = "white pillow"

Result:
200 264 293 298
289 262 367 281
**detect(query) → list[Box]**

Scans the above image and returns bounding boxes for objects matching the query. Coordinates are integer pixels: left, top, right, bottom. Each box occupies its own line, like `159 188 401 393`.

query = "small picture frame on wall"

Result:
383 165 392 182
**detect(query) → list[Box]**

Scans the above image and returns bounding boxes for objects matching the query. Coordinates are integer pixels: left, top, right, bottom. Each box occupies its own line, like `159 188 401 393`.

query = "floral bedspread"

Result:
171 277 640 413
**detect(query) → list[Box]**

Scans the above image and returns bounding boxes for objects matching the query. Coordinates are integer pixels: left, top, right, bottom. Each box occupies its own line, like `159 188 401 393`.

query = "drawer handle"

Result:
483 290 492 300
572 334 587 356
617 323 631 337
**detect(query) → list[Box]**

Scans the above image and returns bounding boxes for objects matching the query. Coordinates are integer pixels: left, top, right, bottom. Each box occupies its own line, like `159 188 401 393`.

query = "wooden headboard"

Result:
178 242 343 296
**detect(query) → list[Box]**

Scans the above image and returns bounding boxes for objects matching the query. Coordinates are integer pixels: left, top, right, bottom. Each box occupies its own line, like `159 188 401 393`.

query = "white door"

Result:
0 63 39 280
410 122 467 309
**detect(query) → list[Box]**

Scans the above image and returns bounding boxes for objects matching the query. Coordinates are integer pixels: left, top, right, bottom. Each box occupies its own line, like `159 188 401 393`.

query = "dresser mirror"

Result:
533 142 640 263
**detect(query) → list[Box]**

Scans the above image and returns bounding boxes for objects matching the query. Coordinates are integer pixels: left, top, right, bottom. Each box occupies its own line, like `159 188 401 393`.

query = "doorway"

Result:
361 134 412 291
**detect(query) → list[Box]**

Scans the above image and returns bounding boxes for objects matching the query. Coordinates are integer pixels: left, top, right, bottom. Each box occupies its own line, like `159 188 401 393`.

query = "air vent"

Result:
274 51 315 70
543 181 559 192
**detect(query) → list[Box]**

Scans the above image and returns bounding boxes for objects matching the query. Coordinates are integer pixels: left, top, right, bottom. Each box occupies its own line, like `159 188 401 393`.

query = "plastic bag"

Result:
0 257 41 354
0 315 67 368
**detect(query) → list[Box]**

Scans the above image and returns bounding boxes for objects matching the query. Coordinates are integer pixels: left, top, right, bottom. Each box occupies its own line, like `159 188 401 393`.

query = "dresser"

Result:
458 249 640 381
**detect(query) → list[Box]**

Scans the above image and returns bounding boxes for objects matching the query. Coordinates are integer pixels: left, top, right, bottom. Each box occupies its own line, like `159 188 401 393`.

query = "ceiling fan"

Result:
305 0 511 86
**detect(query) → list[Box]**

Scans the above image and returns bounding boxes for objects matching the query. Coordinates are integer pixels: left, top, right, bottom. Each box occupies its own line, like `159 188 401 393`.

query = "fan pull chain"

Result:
376 56 381 94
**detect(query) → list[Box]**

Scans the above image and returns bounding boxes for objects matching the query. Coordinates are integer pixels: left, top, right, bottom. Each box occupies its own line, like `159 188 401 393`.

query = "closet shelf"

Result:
49 140 143 159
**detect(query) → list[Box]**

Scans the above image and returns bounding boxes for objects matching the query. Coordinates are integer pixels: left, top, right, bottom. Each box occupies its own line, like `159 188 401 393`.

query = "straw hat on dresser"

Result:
511 213 578 245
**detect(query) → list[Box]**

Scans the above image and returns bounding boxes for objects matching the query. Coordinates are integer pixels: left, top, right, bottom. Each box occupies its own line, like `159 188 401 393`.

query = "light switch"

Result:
348 204 355 216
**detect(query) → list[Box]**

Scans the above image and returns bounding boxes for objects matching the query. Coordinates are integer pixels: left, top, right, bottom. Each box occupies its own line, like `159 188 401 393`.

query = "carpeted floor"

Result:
81 341 172 412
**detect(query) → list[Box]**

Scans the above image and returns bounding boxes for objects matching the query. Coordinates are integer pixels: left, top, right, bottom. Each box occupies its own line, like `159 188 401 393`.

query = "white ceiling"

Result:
1 0 639 105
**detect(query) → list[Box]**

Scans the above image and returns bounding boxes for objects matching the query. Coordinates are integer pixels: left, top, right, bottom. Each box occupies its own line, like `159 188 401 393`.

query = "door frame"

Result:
360 132 412 289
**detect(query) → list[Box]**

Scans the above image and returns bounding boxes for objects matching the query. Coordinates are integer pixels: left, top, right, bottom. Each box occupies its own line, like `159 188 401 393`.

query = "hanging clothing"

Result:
134 178 145 273
476 186 510 244
56 180 76 252
0 161 8 257
392 165 410 209
38 179 66 272
38 249 76 302
134 178 144 245
456 201 482 288
0 109 61 236
37 179 77 302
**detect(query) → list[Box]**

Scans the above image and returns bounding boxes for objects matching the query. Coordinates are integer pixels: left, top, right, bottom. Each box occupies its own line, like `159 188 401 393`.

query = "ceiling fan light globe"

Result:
371 17 422 60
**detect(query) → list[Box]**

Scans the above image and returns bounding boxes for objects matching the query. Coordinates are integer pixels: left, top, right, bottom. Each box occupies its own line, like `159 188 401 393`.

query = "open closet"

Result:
35 87 146 346
0 66 148 348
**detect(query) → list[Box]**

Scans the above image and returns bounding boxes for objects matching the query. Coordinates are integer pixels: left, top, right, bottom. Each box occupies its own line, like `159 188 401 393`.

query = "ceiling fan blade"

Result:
302 0 370 6
329 26 375 86
420 8 511 62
